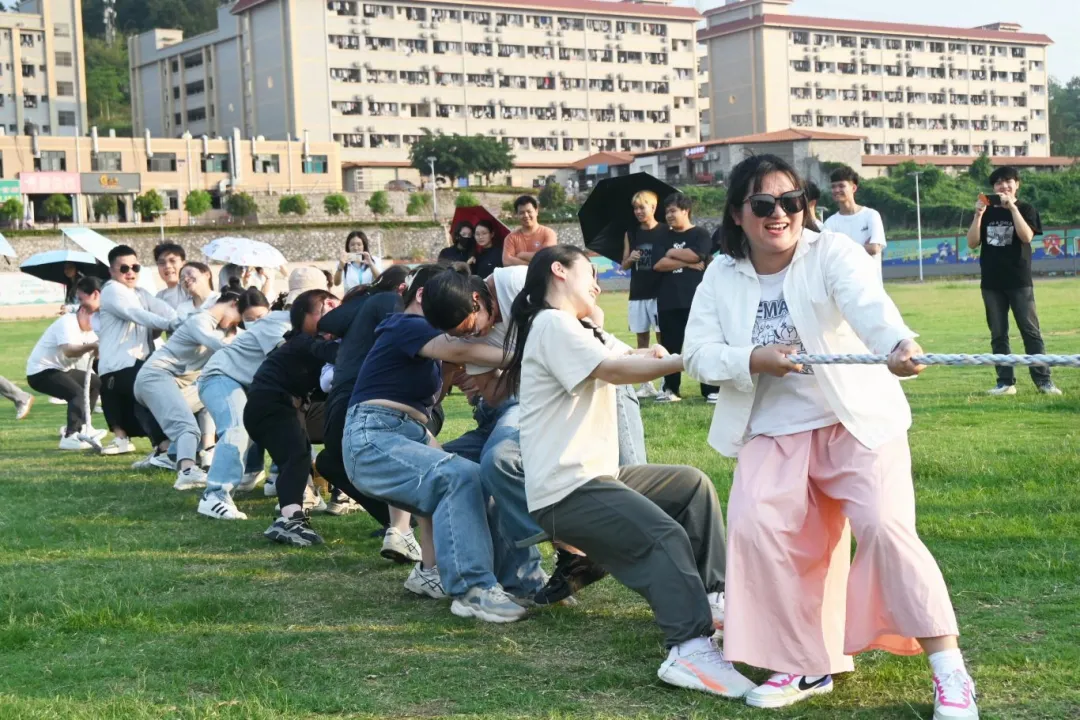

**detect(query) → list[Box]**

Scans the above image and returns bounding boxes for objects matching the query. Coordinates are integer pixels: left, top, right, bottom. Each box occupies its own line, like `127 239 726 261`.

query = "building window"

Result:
202 153 229 172
21 64 35 78
929 42 945 53
186 80 205 96
150 153 179 172
90 152 122 171
906 40 924 51
56 81 75 97
23 94 38 109
838 35 856 48
183 53 203 69
20 32 34 48
187 107 207 122
55 51 73 67
58 111 76 127
303 155 329 174
790 31 809 45
885 38 901 50
253 154 281 173
35 151 66 171
861 37 881 49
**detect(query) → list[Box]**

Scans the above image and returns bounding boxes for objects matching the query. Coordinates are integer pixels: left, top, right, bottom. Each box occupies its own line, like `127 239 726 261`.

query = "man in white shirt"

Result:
153 242 189 309
97 245 179 457
824 167 887 278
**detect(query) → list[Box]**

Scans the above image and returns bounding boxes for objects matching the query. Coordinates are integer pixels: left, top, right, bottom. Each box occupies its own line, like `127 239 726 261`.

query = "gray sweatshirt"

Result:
144 310 231 377
97 281 179 375
200 311 291 387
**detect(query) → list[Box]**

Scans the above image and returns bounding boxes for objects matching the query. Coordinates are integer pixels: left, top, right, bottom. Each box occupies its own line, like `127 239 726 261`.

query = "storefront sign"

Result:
80 172 142 194
19 172 81 195
0 179 20 201
683 145 707 158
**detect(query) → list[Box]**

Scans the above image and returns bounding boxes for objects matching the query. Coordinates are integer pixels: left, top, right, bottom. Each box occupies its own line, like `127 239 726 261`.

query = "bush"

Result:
132 190 164 221
367 190 391 216
278 194 309 216
92 195 118 221
43 193 73 225
225 192 259 220
323 193 349 216
677 186 728 217
0 198 23 224
454 190 480 208
184 190 212 217
406 192 432 216
538 181 567 211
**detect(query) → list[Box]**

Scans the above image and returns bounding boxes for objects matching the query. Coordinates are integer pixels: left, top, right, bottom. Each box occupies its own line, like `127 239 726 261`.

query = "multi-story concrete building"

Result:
129 0 703 187
0 0 88 138
700 0 1053 161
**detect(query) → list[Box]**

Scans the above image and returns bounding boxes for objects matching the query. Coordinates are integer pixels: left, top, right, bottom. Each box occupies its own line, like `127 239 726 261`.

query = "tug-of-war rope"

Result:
787 353 1080 368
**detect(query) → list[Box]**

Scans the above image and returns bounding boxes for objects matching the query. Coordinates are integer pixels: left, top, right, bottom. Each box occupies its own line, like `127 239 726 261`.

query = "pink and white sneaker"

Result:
745 673 833 709
933 669 979 719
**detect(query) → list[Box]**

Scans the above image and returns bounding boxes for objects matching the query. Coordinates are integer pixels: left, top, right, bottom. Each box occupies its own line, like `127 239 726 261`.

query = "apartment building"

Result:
700 0 1053 160
129 0 703 187
0 0 88 138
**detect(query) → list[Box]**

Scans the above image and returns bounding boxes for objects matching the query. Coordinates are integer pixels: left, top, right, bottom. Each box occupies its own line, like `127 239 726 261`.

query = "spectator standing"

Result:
438 222 475 266
335 231 384 292
824 167 887 277
471 220 503 279
966 166 1061 396
620 190 665 398
503 196 557 266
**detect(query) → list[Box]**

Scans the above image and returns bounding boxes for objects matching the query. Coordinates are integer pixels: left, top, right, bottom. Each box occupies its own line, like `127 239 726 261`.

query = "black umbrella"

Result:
19 249 109 285
578 173 678 262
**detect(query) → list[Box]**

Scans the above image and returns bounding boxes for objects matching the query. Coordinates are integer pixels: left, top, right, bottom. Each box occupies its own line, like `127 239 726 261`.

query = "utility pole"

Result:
427 156 438 222
908 171 924 283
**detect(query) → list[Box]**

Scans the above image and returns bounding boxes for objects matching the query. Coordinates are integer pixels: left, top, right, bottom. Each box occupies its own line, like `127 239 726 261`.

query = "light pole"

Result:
908 171 924 283
427 156 438 222
151 209 166 243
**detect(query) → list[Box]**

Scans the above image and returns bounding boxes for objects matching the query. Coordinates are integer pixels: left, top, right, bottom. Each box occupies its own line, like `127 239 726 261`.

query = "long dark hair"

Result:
285 289 334 339
500 245 590 394
403 263 465 309
343 263 409 304
452 221 475 250
238 287 269 314
720 154 814 260
473 219 497 252
345 230 370 253
421 266 494 331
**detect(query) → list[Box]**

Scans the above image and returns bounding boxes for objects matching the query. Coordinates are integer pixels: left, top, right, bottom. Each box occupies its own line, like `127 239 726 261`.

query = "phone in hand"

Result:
979 193 1002 207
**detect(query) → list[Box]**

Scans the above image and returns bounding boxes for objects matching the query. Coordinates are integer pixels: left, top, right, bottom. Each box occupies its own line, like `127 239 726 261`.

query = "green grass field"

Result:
1 280 1078 719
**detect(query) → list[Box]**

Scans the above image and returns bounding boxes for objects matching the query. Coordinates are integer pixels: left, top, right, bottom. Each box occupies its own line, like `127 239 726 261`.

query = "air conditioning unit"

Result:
362 18 370 25
354 125 364 132
350 18 360 25
367 125 376 132
352 61 361 68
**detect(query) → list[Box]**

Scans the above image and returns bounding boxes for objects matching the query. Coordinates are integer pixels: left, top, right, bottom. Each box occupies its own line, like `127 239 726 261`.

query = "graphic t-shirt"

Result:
654 226 711 311
746 268 838 439
978 202 1042 291
628 224 666 301
823 207 887 277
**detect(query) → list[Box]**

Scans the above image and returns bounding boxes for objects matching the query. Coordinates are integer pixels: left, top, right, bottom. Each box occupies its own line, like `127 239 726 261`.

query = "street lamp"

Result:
150 209 167 244
426 156 438 222
908 171 924 283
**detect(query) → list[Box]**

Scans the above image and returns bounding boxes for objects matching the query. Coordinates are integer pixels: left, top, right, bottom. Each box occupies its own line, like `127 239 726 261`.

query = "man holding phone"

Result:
966 166 1061 396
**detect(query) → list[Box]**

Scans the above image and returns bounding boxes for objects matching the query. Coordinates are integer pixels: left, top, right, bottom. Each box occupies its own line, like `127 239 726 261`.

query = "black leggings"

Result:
658 308 719 398
100 361 166 442
27 368 100 435
315 390 392 525
244 390 311 510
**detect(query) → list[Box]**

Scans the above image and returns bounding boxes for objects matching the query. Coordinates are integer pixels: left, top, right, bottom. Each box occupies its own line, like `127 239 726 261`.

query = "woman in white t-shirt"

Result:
25 276 103 450
334 230 384 292
500 244 756 700
683 154 975 717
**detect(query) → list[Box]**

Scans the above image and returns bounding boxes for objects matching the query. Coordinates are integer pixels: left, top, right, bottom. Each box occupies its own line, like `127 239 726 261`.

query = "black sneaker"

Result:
533 549 608 606
264 511 323 547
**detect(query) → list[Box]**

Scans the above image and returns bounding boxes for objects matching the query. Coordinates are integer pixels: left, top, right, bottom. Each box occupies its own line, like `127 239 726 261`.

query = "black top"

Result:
249 332 339 400
318 291 401 402
979 201 1042 290
438 245 473 265
473 246 502 279
627 224 666 301
654 225 712 311
350 313 444 419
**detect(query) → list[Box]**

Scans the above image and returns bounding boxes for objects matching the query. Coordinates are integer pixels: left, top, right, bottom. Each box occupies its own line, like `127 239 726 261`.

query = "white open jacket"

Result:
684 228 916 458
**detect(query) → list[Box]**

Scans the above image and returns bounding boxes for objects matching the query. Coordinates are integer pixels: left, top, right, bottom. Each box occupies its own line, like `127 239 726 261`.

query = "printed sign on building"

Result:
79 173 142 194
19 172 81 195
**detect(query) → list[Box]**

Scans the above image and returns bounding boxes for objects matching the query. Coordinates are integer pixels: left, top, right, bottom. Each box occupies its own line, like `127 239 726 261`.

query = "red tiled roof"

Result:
862 155 1077 167
698 13 1052 45
635 128 864 157
234 0 699 20
570 151 635 170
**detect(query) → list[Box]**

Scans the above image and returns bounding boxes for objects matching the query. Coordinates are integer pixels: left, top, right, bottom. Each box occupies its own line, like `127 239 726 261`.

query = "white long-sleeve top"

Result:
97 280 179 375
683 229 916 457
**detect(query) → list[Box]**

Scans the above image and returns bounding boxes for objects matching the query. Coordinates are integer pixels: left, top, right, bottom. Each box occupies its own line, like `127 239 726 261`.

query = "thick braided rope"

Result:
787 353 1080 367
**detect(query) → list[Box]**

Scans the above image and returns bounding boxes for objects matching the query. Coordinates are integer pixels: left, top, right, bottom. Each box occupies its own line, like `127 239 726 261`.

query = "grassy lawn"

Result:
0 279 1078 719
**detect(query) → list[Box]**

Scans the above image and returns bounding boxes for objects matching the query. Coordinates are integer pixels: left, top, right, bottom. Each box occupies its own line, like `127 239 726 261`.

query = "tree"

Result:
92 195 118 221
455 191 480 208
184 189 212 217
367 191 391 217
1049 77 1080 157
133 189 164 221
406 192 432 216
0 198 23 225
278 194 309 216
84 37 132 134
538 181 567 210
323 193 349 216
407 130 515 185
225 192 259 220
43 194 73 226
968 153 994 185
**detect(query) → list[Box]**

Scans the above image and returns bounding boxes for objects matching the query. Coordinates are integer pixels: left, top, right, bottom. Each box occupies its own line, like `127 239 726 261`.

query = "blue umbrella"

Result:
0 232 14 259
19 249 109 285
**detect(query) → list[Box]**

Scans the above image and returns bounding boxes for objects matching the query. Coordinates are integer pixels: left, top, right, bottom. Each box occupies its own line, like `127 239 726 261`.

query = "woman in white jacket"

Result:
683 155 977 719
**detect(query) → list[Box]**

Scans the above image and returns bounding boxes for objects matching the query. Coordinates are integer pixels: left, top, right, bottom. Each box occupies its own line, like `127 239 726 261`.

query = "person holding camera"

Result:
966 166 1061 397
334 231 384 293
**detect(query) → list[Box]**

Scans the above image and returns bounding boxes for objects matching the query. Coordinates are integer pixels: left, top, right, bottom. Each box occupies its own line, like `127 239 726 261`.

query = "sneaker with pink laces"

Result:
745 672 833 708
933 669 979 719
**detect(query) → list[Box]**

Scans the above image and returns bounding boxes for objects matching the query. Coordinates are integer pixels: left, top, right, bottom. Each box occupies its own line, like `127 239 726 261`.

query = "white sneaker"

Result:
705 392 719 405
657 636 757 698
58 434 91 451
93 404 103 414
745 673 833 708
707 591 725 632
263 473 278 497
272 482 327 514
235 470 266 494
198 493 248 520
404 563 447 599
15 395 34 420
635 382 658 398
450 585 528 623
933 669 979 719
655 389 682 403
381 527 422 564
49 396 66 405
84 427 108 441
197 447 215 469
987 383 1017 396
326 492 365 516
100 437 135 455
174 466 208 491
150 452 177 470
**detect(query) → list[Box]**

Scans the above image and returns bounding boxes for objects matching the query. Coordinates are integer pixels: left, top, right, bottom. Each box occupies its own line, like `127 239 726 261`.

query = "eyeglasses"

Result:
117 264 142 274
745 190 807 219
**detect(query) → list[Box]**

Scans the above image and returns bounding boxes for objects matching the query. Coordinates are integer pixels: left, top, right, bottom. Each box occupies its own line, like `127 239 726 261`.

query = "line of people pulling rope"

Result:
13 155 981 719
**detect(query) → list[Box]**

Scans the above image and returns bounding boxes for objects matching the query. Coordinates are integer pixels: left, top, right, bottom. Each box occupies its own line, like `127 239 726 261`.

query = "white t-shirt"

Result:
343 258 385 293
463 266 527 376
520 309 630 512
824 207 886 275
746 268 839 439
26 313 97 376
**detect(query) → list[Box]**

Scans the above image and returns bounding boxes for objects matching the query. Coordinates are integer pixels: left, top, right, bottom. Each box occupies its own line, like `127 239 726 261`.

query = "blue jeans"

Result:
344 403 517 597
197 375 264 497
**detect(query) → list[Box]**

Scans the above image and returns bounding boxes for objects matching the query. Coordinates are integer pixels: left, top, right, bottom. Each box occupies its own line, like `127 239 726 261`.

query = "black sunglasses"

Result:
117 264 142 274
745 190 807 219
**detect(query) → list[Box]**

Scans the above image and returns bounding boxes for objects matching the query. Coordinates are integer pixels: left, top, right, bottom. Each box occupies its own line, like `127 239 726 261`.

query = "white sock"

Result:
672 636 713 658
928 649 966 678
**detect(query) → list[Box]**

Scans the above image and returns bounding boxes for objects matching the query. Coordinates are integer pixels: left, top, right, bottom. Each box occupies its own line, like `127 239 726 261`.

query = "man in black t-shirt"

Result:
620 190 666 398
965 166 1061 396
